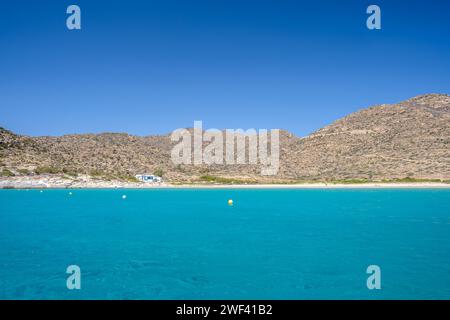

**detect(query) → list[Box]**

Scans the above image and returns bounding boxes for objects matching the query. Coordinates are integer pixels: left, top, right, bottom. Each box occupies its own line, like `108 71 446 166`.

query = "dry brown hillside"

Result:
1 94 449 183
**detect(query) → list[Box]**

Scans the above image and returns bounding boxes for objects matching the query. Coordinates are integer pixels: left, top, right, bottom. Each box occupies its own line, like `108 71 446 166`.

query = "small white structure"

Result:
135 174 162 183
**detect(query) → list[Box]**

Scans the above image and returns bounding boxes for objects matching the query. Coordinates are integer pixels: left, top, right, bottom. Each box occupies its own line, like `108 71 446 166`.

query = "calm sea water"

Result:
0 188 449 299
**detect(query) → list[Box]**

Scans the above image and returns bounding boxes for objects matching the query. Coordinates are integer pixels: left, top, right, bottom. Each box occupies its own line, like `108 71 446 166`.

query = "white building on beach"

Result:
135 174 162 183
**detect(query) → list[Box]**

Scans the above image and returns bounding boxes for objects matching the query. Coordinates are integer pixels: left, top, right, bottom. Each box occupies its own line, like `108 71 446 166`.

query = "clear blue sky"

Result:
1 0 449 137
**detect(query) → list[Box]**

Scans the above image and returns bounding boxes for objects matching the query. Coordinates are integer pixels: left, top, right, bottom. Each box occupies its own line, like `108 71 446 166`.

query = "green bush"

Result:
199 174 216 182
199 175 257 184
381 177 443 183
154 168 164 177
62 168 78 177
331 179 369 184
0 169 15 177
125 176 139 183
89 170 104 177
34 166 61 174
17 168 30 175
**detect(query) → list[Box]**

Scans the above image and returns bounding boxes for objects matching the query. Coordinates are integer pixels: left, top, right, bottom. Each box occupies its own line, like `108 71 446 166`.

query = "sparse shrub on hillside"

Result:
331 179 369 184
199 175 257 184
392 177 442 183
89 170 104 177
1 169 15 177
199 175 216 182
154 168 164 177
125 175 139 183
17 168 30 175
62 168 78 177
34 166 61 174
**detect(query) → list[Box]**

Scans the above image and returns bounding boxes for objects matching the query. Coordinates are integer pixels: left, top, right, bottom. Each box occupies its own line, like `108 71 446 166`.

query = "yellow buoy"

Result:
228 199 233 206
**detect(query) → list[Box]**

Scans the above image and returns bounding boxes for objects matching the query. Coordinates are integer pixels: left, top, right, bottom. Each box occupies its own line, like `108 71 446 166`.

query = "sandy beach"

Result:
166 183 450 189
1 175 449 189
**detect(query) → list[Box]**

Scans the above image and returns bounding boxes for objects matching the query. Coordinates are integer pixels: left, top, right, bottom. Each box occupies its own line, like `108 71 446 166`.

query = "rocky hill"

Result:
1 94 449 183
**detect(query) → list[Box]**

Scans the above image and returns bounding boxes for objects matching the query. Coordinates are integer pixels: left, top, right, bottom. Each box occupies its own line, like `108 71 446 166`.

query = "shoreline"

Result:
163 183 450 189
2 184 450 190
1 178 449 190
1 174 449 189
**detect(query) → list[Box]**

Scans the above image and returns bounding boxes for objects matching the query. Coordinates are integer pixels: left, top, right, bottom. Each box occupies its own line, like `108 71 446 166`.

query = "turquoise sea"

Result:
0 188 449 299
